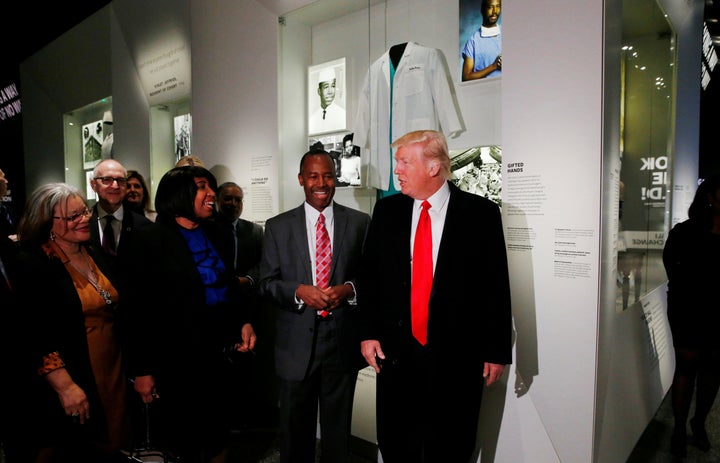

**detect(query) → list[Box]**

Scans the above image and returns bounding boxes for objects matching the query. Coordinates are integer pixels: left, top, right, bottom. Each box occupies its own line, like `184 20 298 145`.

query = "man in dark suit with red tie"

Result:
359 130 512 462
259 149 370 463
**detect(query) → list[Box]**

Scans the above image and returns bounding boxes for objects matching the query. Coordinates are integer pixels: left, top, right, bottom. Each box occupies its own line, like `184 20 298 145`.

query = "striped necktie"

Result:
316 213 331 289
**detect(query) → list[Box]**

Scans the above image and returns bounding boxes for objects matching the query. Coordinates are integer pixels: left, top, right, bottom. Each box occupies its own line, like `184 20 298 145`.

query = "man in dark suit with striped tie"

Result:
259 149 370 463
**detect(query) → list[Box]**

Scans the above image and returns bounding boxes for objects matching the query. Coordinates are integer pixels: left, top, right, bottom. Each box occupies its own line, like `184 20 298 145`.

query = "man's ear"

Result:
428 162 440 177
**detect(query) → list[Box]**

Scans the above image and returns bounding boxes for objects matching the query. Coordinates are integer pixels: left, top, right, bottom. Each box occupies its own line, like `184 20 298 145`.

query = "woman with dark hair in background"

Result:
123 170 157 222
124 166 257 463
664 172 720 457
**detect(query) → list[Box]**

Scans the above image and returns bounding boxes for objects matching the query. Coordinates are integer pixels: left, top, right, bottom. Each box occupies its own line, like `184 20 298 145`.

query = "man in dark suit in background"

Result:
359 130 512 462
216 181 266 430
259 149 370 463
88 159 156 451
89 159 154 272
217 182 264 291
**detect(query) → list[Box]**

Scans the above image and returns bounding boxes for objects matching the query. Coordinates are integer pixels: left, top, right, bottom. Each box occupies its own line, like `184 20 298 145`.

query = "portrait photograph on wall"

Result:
174 114 192 162
82 120 103 169
459 0 502 83
101 110 114 158
85 170 95 201
308 57 347 136
450 145 502 206
308 131 362 188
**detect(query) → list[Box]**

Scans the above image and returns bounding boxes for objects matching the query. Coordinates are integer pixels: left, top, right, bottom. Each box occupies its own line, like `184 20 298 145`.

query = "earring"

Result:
50 231 56 241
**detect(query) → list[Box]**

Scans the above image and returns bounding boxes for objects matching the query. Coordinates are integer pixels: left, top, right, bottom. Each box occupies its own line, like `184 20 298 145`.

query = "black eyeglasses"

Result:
94 176 128 187
53 207 91 223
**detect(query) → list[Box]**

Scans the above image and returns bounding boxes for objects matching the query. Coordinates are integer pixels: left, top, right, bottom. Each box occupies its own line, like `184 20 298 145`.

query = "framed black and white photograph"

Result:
450 145 502 206
174 114 192 162
82 120 103 169
85 170 95 200
308 57 347 136
308 131 362 188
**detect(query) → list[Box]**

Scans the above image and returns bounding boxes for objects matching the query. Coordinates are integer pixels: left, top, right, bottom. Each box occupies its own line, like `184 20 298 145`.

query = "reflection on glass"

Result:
617 0 675 311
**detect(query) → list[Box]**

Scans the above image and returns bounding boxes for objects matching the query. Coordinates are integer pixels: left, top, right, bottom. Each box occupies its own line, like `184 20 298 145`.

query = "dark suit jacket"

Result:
360 182 512 374
259 201 370 381
0 203 17 238
123 214 250 379
225 217 264 283
89 205 153 280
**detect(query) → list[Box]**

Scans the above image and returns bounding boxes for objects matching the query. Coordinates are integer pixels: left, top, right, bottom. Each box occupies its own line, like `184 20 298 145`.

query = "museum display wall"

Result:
18 0 704 461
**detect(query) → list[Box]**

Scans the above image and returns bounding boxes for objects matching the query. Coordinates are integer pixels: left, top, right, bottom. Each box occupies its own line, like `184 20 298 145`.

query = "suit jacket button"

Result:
397 320 404 327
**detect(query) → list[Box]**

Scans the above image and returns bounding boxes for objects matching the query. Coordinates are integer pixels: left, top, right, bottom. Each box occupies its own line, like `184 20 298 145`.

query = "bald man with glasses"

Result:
89 159 155 273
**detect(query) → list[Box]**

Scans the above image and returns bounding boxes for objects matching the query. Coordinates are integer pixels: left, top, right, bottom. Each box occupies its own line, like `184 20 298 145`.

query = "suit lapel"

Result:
331 203 347 281
434 182 460 283
90 207 101 246
290 205 313 283
393 195 414 283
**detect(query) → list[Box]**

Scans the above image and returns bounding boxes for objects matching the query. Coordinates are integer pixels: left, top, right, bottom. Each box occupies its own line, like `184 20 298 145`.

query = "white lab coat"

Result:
354 42 464 190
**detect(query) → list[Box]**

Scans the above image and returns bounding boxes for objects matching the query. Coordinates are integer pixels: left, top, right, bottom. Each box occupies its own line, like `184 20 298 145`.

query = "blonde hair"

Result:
392 130 451 179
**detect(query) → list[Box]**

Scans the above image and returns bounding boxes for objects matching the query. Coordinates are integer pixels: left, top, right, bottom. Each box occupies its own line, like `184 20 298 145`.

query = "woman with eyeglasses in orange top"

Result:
5 182 129 463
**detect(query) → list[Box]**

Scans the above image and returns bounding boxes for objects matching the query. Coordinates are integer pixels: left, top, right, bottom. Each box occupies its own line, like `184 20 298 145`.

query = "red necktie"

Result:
316 213 331 289
411 201 432 345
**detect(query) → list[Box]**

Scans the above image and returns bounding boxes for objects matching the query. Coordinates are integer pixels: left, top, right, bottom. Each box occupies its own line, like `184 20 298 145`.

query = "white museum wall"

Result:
113 0 192 109
149 105 175 202
499 0 603 461
109 1 154 184
664 0 703 226
190 0 281 225
279 13 314 213
112 0 192 200
20 7 112 193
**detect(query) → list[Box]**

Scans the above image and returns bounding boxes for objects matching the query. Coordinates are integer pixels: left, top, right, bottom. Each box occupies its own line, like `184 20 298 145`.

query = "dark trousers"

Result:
278 318 357 463
376 344 483 463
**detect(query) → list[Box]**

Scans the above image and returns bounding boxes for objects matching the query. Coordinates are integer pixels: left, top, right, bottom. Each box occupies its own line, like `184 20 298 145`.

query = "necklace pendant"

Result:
99 288 113 305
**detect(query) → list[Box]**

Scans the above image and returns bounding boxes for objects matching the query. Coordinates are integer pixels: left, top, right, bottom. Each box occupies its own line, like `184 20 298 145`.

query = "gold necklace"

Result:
70 249 114 305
